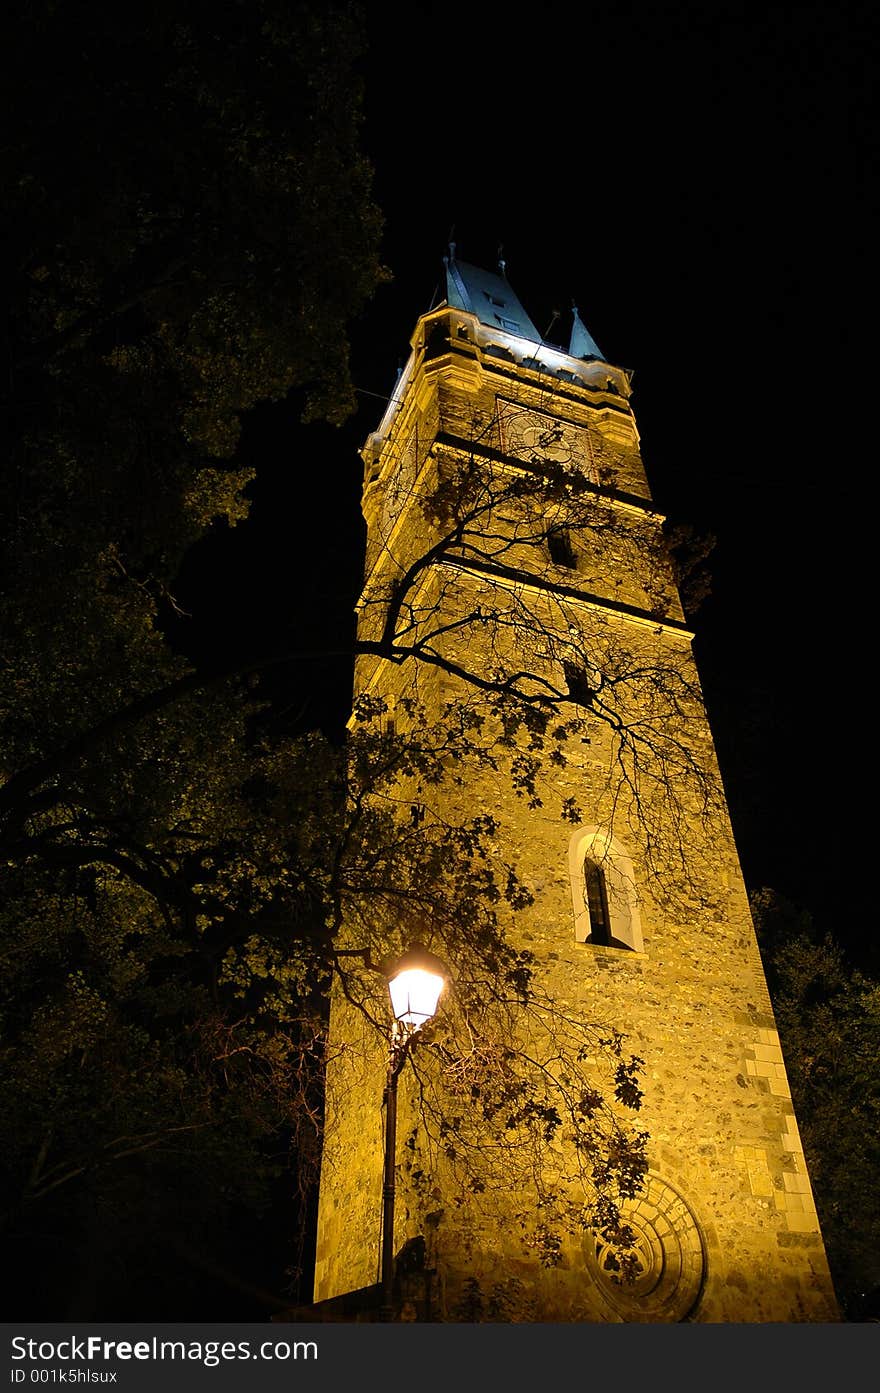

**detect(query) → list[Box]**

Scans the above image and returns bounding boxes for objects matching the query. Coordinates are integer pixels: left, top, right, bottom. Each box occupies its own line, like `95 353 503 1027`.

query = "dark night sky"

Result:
178 3 871 963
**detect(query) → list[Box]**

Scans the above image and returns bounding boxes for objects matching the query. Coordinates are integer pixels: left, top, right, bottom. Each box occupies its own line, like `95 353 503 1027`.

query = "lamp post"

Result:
380 942 448 1322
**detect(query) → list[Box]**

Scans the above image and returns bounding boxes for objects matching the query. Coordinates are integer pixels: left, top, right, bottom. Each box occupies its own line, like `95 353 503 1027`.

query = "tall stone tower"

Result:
313 253 838 1322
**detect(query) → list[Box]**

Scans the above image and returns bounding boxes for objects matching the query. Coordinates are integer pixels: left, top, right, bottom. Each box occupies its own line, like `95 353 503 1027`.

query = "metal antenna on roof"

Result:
543 309 561 342
497 244 506 276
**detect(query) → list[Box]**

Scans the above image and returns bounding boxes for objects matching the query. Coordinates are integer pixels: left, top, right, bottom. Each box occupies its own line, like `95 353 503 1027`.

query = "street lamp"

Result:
380 942 448 1322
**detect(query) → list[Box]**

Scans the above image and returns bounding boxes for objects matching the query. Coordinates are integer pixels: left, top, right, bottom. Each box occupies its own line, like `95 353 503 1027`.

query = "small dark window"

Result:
563 662 593 707
495 314 519 332
485 292 506 308
584 859 612 945
425 321 450 357
547 527 576 569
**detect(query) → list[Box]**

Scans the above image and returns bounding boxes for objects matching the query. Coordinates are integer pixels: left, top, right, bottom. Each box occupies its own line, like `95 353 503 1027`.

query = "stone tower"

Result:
313 253 838 1322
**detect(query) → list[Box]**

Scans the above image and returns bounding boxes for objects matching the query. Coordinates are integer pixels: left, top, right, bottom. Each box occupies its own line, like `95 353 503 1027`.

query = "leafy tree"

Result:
751 889 880 1319
2 0 386 1317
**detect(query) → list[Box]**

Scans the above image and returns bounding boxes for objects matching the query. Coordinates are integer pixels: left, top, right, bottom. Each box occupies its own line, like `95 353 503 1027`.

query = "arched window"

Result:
568 827 644 953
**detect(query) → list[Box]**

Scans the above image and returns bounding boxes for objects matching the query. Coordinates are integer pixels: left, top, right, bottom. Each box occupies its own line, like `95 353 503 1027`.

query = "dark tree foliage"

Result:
662 521 716 620
751 890 880 1320
2 0 386 1318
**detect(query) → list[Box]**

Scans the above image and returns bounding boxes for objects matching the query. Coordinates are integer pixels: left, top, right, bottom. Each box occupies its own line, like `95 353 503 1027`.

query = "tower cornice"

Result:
355 552 693 639
366 306 633 456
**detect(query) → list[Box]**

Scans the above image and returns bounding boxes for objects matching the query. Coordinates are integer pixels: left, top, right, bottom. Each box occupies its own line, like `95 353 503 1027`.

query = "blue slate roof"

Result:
444 255 542 343
569 304 605 362
443 251 605 362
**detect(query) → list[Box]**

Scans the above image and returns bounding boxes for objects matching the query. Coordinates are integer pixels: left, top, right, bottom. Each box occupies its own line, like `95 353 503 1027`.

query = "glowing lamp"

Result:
386 943 447 1031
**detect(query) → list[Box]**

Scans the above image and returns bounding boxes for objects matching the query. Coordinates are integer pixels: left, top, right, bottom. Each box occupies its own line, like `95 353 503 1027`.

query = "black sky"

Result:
178 2 872 963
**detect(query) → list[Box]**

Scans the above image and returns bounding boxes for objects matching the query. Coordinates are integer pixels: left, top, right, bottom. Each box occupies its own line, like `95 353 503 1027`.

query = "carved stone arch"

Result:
568 826 644 953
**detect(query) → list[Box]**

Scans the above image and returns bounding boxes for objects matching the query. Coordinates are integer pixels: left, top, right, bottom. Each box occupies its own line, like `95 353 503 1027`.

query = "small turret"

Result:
569 302 605 361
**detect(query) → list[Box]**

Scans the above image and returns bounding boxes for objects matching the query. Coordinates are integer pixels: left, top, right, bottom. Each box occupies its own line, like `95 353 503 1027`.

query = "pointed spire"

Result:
444 250 473 316
569 302 605 362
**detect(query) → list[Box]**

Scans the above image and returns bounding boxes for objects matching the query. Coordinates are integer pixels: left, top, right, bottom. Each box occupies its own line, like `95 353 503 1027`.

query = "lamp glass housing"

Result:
388 967 444 1030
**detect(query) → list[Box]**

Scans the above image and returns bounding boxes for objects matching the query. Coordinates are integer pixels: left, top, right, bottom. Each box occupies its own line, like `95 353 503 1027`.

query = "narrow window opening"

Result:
547 527 576 569
584 859 612 945
383 695 397 738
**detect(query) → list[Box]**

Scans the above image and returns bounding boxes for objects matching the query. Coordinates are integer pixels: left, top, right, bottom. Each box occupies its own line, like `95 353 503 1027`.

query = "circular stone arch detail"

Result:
582 1173 707 1322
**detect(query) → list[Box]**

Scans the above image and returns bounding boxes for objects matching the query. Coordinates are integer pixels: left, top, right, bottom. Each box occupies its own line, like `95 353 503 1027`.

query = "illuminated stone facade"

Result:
313 259 838 1321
